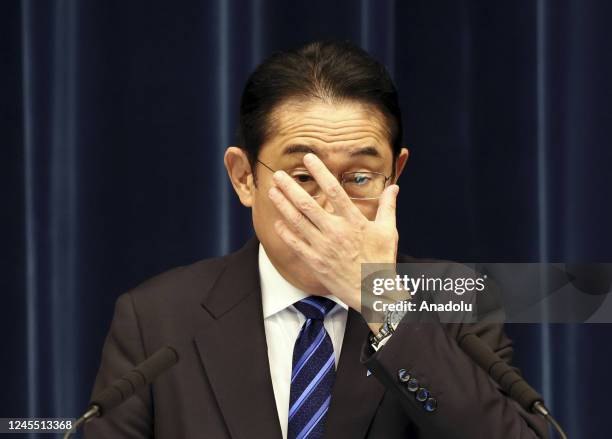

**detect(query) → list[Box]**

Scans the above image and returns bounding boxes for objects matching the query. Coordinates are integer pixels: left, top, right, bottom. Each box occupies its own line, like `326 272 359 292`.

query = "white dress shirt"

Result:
258 244 348 439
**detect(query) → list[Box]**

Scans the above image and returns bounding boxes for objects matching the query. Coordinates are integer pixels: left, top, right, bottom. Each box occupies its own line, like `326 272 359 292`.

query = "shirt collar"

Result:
258 243 348 319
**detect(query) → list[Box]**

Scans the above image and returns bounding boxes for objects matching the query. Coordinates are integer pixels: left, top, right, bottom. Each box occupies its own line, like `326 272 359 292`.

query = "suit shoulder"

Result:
122 238 259 313
124 254 228 308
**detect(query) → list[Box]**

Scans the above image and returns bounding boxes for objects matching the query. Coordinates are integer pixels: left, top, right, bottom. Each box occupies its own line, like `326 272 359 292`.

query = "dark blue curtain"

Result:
3 0 612 437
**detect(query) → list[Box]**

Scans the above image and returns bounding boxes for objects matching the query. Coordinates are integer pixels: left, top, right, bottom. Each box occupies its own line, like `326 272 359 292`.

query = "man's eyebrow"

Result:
282 144 317 155
281 144 382 157
349 146 382 158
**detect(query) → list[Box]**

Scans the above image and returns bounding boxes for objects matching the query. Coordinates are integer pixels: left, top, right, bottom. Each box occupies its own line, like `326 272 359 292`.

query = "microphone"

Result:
63 345 179 439
458 333 568 439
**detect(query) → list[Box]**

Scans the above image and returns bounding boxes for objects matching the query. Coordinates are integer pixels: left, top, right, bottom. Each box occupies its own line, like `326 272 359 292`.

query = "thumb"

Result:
375 184 399 226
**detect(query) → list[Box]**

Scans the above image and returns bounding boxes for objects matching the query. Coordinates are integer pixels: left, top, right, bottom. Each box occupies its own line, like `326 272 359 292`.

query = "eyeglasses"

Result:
256 159 392 200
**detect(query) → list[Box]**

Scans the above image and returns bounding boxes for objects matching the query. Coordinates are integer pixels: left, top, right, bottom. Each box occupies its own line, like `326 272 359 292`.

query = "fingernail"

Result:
273 171 284 182
268 187 279 198
303 153 315 163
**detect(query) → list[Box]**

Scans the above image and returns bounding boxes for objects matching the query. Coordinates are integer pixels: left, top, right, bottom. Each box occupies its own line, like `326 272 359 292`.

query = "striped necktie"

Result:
288 296 337 439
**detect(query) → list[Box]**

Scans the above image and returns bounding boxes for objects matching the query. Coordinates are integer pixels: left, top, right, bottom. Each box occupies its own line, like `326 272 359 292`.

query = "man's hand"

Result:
267 153 400 314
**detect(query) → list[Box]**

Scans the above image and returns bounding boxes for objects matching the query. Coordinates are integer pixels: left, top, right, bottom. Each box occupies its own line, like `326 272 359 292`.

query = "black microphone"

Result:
63 345 179 439
458 333 568 439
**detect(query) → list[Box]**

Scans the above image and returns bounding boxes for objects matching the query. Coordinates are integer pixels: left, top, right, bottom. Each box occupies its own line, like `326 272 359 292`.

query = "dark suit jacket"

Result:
84 238 548 438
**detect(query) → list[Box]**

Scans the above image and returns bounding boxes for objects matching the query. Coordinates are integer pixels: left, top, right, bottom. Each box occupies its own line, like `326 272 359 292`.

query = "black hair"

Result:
236 40 403 171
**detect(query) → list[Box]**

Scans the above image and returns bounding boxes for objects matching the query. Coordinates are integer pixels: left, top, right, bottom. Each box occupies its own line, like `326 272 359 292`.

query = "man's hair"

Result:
236 40 403 170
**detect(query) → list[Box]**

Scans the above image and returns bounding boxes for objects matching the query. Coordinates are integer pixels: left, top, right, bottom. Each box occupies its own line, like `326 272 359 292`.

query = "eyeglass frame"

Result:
255 159 392 200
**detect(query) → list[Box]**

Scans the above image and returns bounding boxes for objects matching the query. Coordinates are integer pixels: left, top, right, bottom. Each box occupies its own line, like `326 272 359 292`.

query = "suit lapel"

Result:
192 238 387 439
325 309 386 438
193 238 283 439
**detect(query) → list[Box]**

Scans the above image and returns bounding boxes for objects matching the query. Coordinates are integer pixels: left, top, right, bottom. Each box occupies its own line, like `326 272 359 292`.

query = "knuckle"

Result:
319 240 335 258
391 230 399 242
329 232 344 246
288 235 301 249
388 229 399 243
311 257 330 273
326 184 342 199
355 219 368 233
290 212 304 228
297 199 313 212
277 223 288 238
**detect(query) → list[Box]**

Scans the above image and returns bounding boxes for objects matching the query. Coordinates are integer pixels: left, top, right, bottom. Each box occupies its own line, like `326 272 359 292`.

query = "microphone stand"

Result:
63 405 99 439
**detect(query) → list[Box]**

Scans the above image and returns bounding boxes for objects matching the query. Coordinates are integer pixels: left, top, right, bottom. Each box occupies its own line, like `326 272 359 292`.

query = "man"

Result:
85 41 547 438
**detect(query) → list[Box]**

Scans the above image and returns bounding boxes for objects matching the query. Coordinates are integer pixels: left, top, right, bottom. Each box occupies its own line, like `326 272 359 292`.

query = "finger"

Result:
375 184 399 227
274 219 322 266
268 186 322 242
302 153 363 221
272 170 330 230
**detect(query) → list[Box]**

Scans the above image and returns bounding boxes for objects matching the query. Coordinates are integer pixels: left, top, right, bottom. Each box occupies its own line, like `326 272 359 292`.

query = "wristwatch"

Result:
369 300 410 351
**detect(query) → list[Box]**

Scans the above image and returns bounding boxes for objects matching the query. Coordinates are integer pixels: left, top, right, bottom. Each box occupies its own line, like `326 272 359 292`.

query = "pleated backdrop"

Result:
3 0 612 437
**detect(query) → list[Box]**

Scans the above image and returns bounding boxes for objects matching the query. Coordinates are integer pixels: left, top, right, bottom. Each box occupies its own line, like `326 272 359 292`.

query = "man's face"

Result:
226 99 408 294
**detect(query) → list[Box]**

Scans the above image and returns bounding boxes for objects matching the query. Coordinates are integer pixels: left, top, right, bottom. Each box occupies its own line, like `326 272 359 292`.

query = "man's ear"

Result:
393 147 410 183
224 146 255 207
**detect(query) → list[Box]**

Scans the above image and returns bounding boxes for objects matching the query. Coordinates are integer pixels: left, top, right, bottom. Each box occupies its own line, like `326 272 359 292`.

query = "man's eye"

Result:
351 174 372 185
292 173 314 183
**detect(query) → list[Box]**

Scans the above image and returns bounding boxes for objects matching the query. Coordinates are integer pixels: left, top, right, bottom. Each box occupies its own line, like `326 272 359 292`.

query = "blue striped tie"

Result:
288 296 337 439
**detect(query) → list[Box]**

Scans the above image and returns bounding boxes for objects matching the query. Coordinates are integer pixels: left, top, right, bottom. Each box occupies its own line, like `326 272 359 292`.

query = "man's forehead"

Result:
276 109 384 128
262 100 393 159
272 99 388 129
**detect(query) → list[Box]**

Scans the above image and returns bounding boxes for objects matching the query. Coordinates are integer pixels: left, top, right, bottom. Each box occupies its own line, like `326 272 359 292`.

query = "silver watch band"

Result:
370 300 410 351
